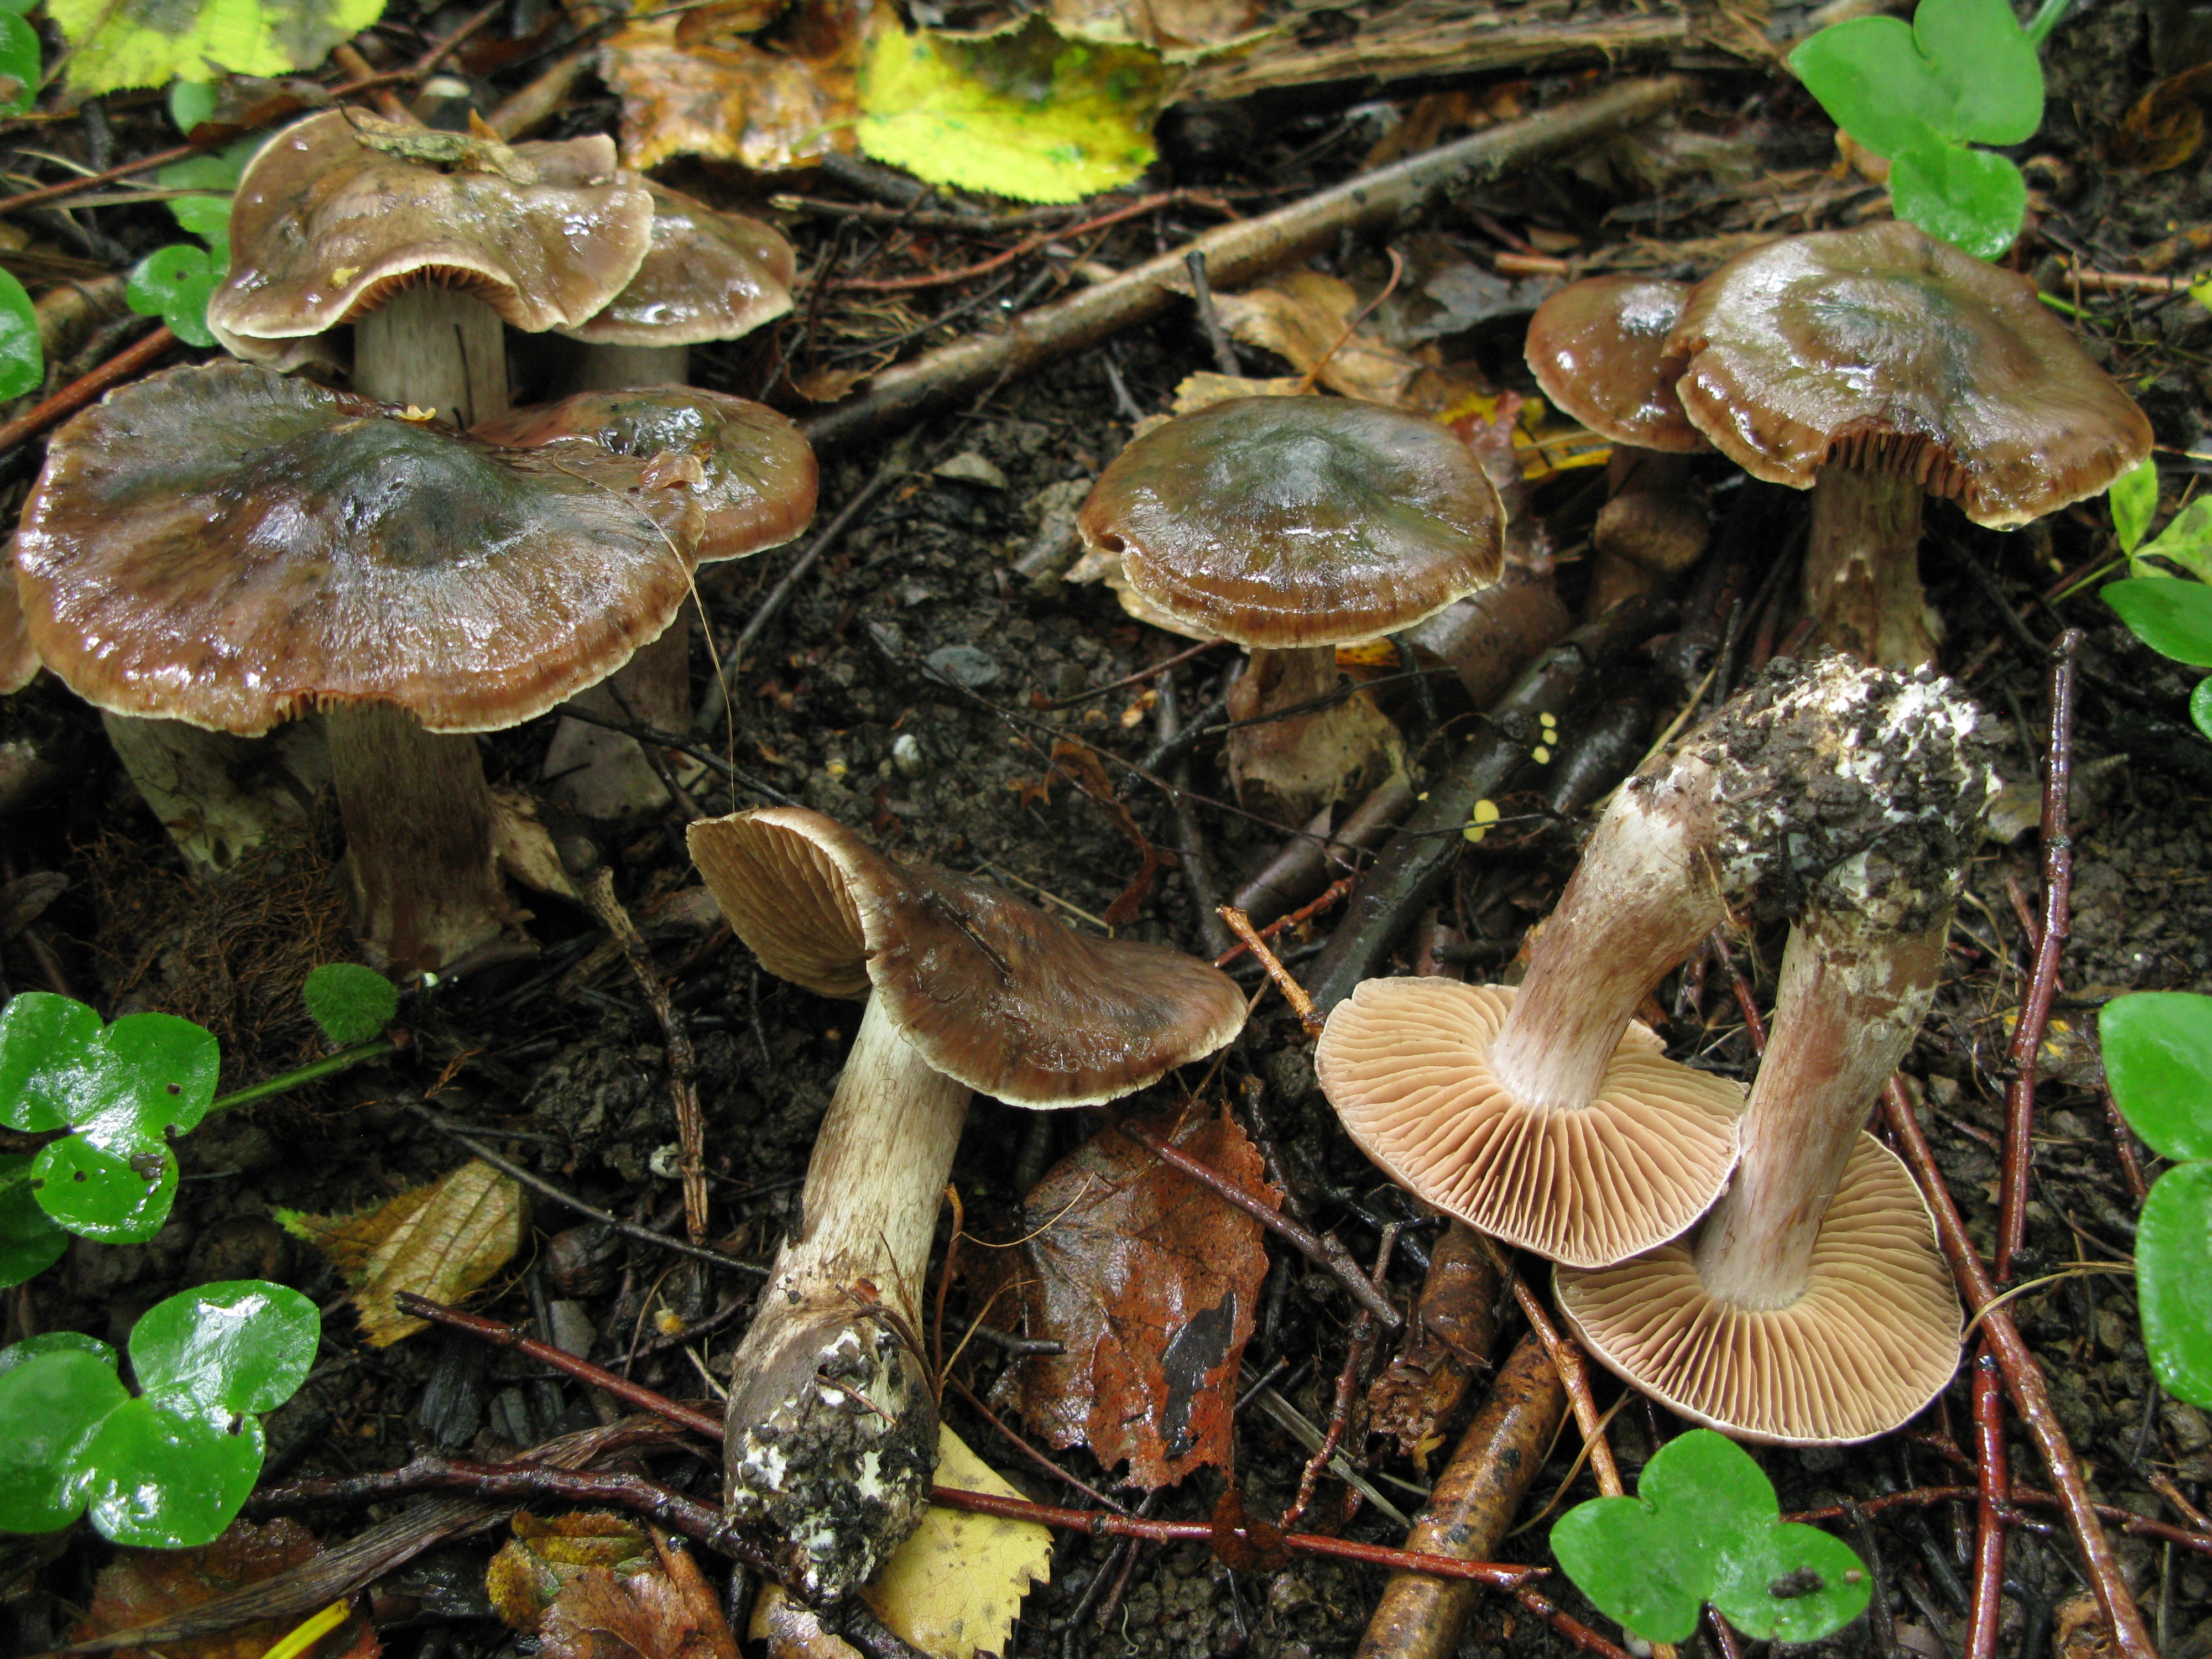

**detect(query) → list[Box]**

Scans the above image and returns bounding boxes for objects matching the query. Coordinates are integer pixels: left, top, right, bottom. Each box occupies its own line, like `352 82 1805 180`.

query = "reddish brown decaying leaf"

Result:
76 1519 377 1659
1044 737 1172 926
1364 1219 1499 1469
2110 61 2212 173
998 1107 1281 1490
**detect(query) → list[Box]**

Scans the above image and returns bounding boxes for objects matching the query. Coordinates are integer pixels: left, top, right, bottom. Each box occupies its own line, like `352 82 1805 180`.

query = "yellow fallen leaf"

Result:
858 1425 1052 1659
279 1160 527 1346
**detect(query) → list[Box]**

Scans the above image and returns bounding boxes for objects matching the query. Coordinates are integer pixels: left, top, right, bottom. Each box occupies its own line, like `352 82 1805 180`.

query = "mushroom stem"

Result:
1486 758 1725 1112
352 284 510 425
1803 466 1938 670
324 703 517 974
1227 643 1403 825
1693 904 1950 1307
721 990 969 1598
1587 448 1708 617
566 342 690 392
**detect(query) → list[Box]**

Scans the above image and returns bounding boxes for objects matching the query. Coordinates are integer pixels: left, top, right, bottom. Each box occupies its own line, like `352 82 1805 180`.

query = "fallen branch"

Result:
800 77 1690 456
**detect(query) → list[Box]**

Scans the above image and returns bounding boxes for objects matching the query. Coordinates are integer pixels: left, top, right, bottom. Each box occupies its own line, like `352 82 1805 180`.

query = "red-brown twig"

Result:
1116 1118 1401 1328
1281 1223 1396 1530
828 191 1235 293
1214 875 1356 967
2099 1085 2153 1203
1965 1351 2009 1659
1218 902 1325 1034
943 1372 1130 1515
924 1487 1538 1585
1998 629 2082 1280
1475 1238 1624 1500
1881 1077 2156 1655
1708 928 1767 1050
1507 1586 1636 1659
0 325 175 454
1704 1608 1747 1659
1787 1485 2212 1559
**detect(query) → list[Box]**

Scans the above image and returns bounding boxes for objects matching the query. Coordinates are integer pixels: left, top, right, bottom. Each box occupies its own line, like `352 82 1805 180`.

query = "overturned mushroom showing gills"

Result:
477 388 817 818
1524 275 1710 616
1666 221 2151 669
1558 661 1998 1442
688 807 1246 1600
14 362 699 973
1078 396 1503 824
1316 653 1994 1268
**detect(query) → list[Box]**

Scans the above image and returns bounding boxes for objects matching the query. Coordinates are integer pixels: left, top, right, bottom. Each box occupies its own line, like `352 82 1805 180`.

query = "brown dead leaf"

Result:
676 0 792 48
1209 270 1425 407
997 1107 1280 1489
76 1519 375 1659
280 1160 527 1345
598 0 870 173
1365 1220 1495 1469
1168 371 1310 414
1050 0 1262 49
2111 61 2212 173
487 1514 654 1633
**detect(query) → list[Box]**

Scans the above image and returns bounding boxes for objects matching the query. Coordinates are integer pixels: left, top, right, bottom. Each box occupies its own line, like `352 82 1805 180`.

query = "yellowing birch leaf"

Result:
46 0 390 95
857 1426 1051 1659
278 1160 525 1345
857 14 1175 204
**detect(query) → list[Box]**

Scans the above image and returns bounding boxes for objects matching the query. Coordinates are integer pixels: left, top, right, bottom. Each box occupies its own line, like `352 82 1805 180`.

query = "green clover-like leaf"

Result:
2110 459 2159 556
127 243 225 349
0 1330 115 1376
0 9 39 119
157 135 261 195
31 1131 179 1243
1551 1431 1869 1646
167 194 231 249
0 992 103 1133
169 77 218 134
0 1343 126 1533
2139 1161 2212 1409
0 265 39 402
2133 497 2212 582
2103 992 2212 1162
0 1155 68 1288
2192 677 2211 743
79 1395 267 1548
1888 138 2027 262
2105 576 2212 668
131 1280 319 1415
302 963 398 1047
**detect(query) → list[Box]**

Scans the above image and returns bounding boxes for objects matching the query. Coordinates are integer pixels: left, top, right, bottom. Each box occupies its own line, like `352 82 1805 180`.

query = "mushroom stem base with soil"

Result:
325 704 519 975
351 284 510 426
721 992 969 1601
1802 465 1939 671
1485 755 1724 1112
1227 643 1404 826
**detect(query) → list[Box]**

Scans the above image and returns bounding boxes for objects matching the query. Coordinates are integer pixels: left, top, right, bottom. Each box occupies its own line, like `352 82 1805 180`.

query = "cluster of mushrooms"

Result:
0 98 2161 1615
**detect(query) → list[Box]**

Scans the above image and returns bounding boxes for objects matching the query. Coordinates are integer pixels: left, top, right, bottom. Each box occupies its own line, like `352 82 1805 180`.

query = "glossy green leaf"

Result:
157 135 260 195
2138 1162 2212 1409
45 0 390 96
0 1345 126 1532
2105 576 2212 667
1551 1431 1868 1646
2102 992 2212 1161
2192 677 2211 743
127 244 224 349
0 11 39 119
0 1330 115 1376
79 1396 265 1548
1888 139 2026 260
1911 0 2043 144
302 964 398 1047
169 77 218 134
0 265 39 402
0 992 102 1133
168 194 231 248
2110 459 2158 555
131 1280 319 1414
1790 16 1950 160
91 1013 220 1138
2134 497 2212 582
31 1133 177 1243
0 1155 67 1288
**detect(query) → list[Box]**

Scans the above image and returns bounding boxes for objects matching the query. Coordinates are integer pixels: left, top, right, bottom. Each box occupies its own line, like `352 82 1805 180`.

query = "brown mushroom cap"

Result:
207 109 654 350
1666 221 2152 529
1 572 33 695
1524 276 1705 453
14 361 697 737
1316 977 1746 1269
562 182 796 347
1077 397 1505 649
473 388 816 562
1556 1134 1960 1444
689 806 1248 1106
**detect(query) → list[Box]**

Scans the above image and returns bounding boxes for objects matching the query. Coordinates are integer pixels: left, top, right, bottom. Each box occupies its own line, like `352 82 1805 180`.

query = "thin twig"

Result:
1282 1223 1396 1528
1477 1238 1624 1500
1215 877 1355 967
1184 248 1242 375
0 324 175 457
1218 903 1323 1035
830 191 1234 293
1792 1485 2212 1558
1966 1350 2010 1659
1998 629 2083 1279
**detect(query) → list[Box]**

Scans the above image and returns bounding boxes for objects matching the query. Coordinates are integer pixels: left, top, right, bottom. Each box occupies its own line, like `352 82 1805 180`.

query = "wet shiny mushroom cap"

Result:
1 573 33 694
208 109 654 349
474 388 816 562
15 361 697 736
1524 275 1705 452
1077 397 1504 649
1667 221 2152 528
563 182 796 347
1316 978 1747 1269
689 806 1249 1106
1557 1135 1962 1444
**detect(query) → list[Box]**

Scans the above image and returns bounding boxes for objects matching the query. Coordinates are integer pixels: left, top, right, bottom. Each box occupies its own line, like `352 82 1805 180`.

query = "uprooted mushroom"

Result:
1077 395 1504 825
1664 220 2152 669
688 806 1246 1601
1557 657 1999 1443
12 361 706 973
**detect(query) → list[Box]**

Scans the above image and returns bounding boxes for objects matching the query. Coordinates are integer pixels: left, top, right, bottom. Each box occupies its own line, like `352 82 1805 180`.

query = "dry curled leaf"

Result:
1209 271 1425 408
75 1517 376 1659
998 1107 1279 1489
1167 372 1310 414
279 1160 526 1345
1365 1220 1495 1469
540 1532 738 1659
1049 0 1262 49
486 1513 653 1633
598 1 870 173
